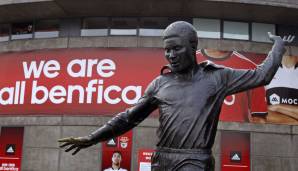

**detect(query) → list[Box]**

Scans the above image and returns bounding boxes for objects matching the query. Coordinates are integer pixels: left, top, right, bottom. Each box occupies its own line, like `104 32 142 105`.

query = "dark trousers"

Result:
151 147 215 171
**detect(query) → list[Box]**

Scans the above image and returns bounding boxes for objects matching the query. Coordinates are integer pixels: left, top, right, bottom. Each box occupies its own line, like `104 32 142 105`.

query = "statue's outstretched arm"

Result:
223 32 294 96
58 79 159 155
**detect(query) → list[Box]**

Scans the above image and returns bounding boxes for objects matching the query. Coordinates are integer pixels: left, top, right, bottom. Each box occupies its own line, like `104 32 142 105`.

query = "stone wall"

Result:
0 116 297 171
1 36 298 55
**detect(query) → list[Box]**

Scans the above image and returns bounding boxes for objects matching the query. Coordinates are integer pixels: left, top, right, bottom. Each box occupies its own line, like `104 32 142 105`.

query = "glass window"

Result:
59 19 81 37
11 22 33 40
35 20 59 38
139 29 164 36
193 18 220 39
139 17 170 36
0 24 10 42
110 18 138 36
277 24 298 45
139 17 192 36
223 21 249 40
252 23 275 43
81 17 108 36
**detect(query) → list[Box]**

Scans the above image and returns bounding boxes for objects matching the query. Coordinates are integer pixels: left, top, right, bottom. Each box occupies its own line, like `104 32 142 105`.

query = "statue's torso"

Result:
152 65 226 149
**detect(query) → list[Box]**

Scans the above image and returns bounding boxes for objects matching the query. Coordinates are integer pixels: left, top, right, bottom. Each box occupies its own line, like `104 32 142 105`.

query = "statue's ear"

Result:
190 41 197 53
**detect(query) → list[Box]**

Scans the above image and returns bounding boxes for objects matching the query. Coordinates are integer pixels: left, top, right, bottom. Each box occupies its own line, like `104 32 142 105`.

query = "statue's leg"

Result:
151 148 214 171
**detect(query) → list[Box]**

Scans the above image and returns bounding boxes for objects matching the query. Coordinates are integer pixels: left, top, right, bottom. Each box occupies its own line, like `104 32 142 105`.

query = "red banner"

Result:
1 47 296 125
138 149 154 171
0 48 165 115
0 127 24 171
101 131 133 171
221 131 250 171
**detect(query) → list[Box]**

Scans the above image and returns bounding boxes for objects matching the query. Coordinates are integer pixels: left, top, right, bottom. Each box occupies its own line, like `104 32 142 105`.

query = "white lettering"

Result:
104 85 121 104
282 98 288 104
13 81 20 104
67 59 116 78
67 85 85 104
31 80 48 104
281 98 298 105
86 79 98 103
122 86 142 104
22 61 45 79
86 59 98 77
288 99 293 104
67 59 86 77
43 60 60 78
0 87 14 105
49 85 66 104
97 59 116 78
26 79 143 105
19 81 26 104
97 80 104 103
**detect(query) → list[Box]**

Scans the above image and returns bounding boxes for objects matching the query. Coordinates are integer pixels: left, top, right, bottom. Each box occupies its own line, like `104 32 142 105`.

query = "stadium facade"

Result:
0 0 298 171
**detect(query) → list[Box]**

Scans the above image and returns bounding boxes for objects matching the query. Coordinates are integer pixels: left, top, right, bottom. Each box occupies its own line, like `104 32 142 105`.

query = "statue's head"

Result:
163 21 198 73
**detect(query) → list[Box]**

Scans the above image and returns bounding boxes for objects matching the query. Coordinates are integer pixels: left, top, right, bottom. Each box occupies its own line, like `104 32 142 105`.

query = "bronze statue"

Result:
58 21 294 171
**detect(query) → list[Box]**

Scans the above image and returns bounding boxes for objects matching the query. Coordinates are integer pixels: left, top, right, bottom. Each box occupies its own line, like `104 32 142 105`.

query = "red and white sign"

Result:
101 131 133 171
0 127 24 171
221 131 250 171
0 48 165 115
138 149 154 171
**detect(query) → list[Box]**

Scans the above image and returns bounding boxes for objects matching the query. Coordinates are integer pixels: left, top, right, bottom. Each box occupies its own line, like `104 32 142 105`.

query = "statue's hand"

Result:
268 32 295 44
58 136 94 155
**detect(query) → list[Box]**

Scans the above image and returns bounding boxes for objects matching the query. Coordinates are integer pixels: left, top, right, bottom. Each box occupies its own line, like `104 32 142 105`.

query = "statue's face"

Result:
164 36 195 73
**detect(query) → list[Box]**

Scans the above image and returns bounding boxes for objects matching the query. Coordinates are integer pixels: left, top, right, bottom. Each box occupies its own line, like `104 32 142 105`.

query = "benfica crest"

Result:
120 136 129 149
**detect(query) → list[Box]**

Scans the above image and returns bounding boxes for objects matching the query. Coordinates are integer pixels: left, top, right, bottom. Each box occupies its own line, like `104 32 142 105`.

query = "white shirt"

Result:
265 65 298 105
266 66 298 90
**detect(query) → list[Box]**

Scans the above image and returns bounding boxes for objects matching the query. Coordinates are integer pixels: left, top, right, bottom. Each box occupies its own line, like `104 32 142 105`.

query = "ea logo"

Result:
270 93 280 105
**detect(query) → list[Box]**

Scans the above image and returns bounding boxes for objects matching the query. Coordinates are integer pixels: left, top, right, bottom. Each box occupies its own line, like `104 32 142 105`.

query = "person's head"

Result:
111 151 122 165
163 21 198 73
282 55 298 69
284 46 298 68
289 55 298 68
27 25 33 33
